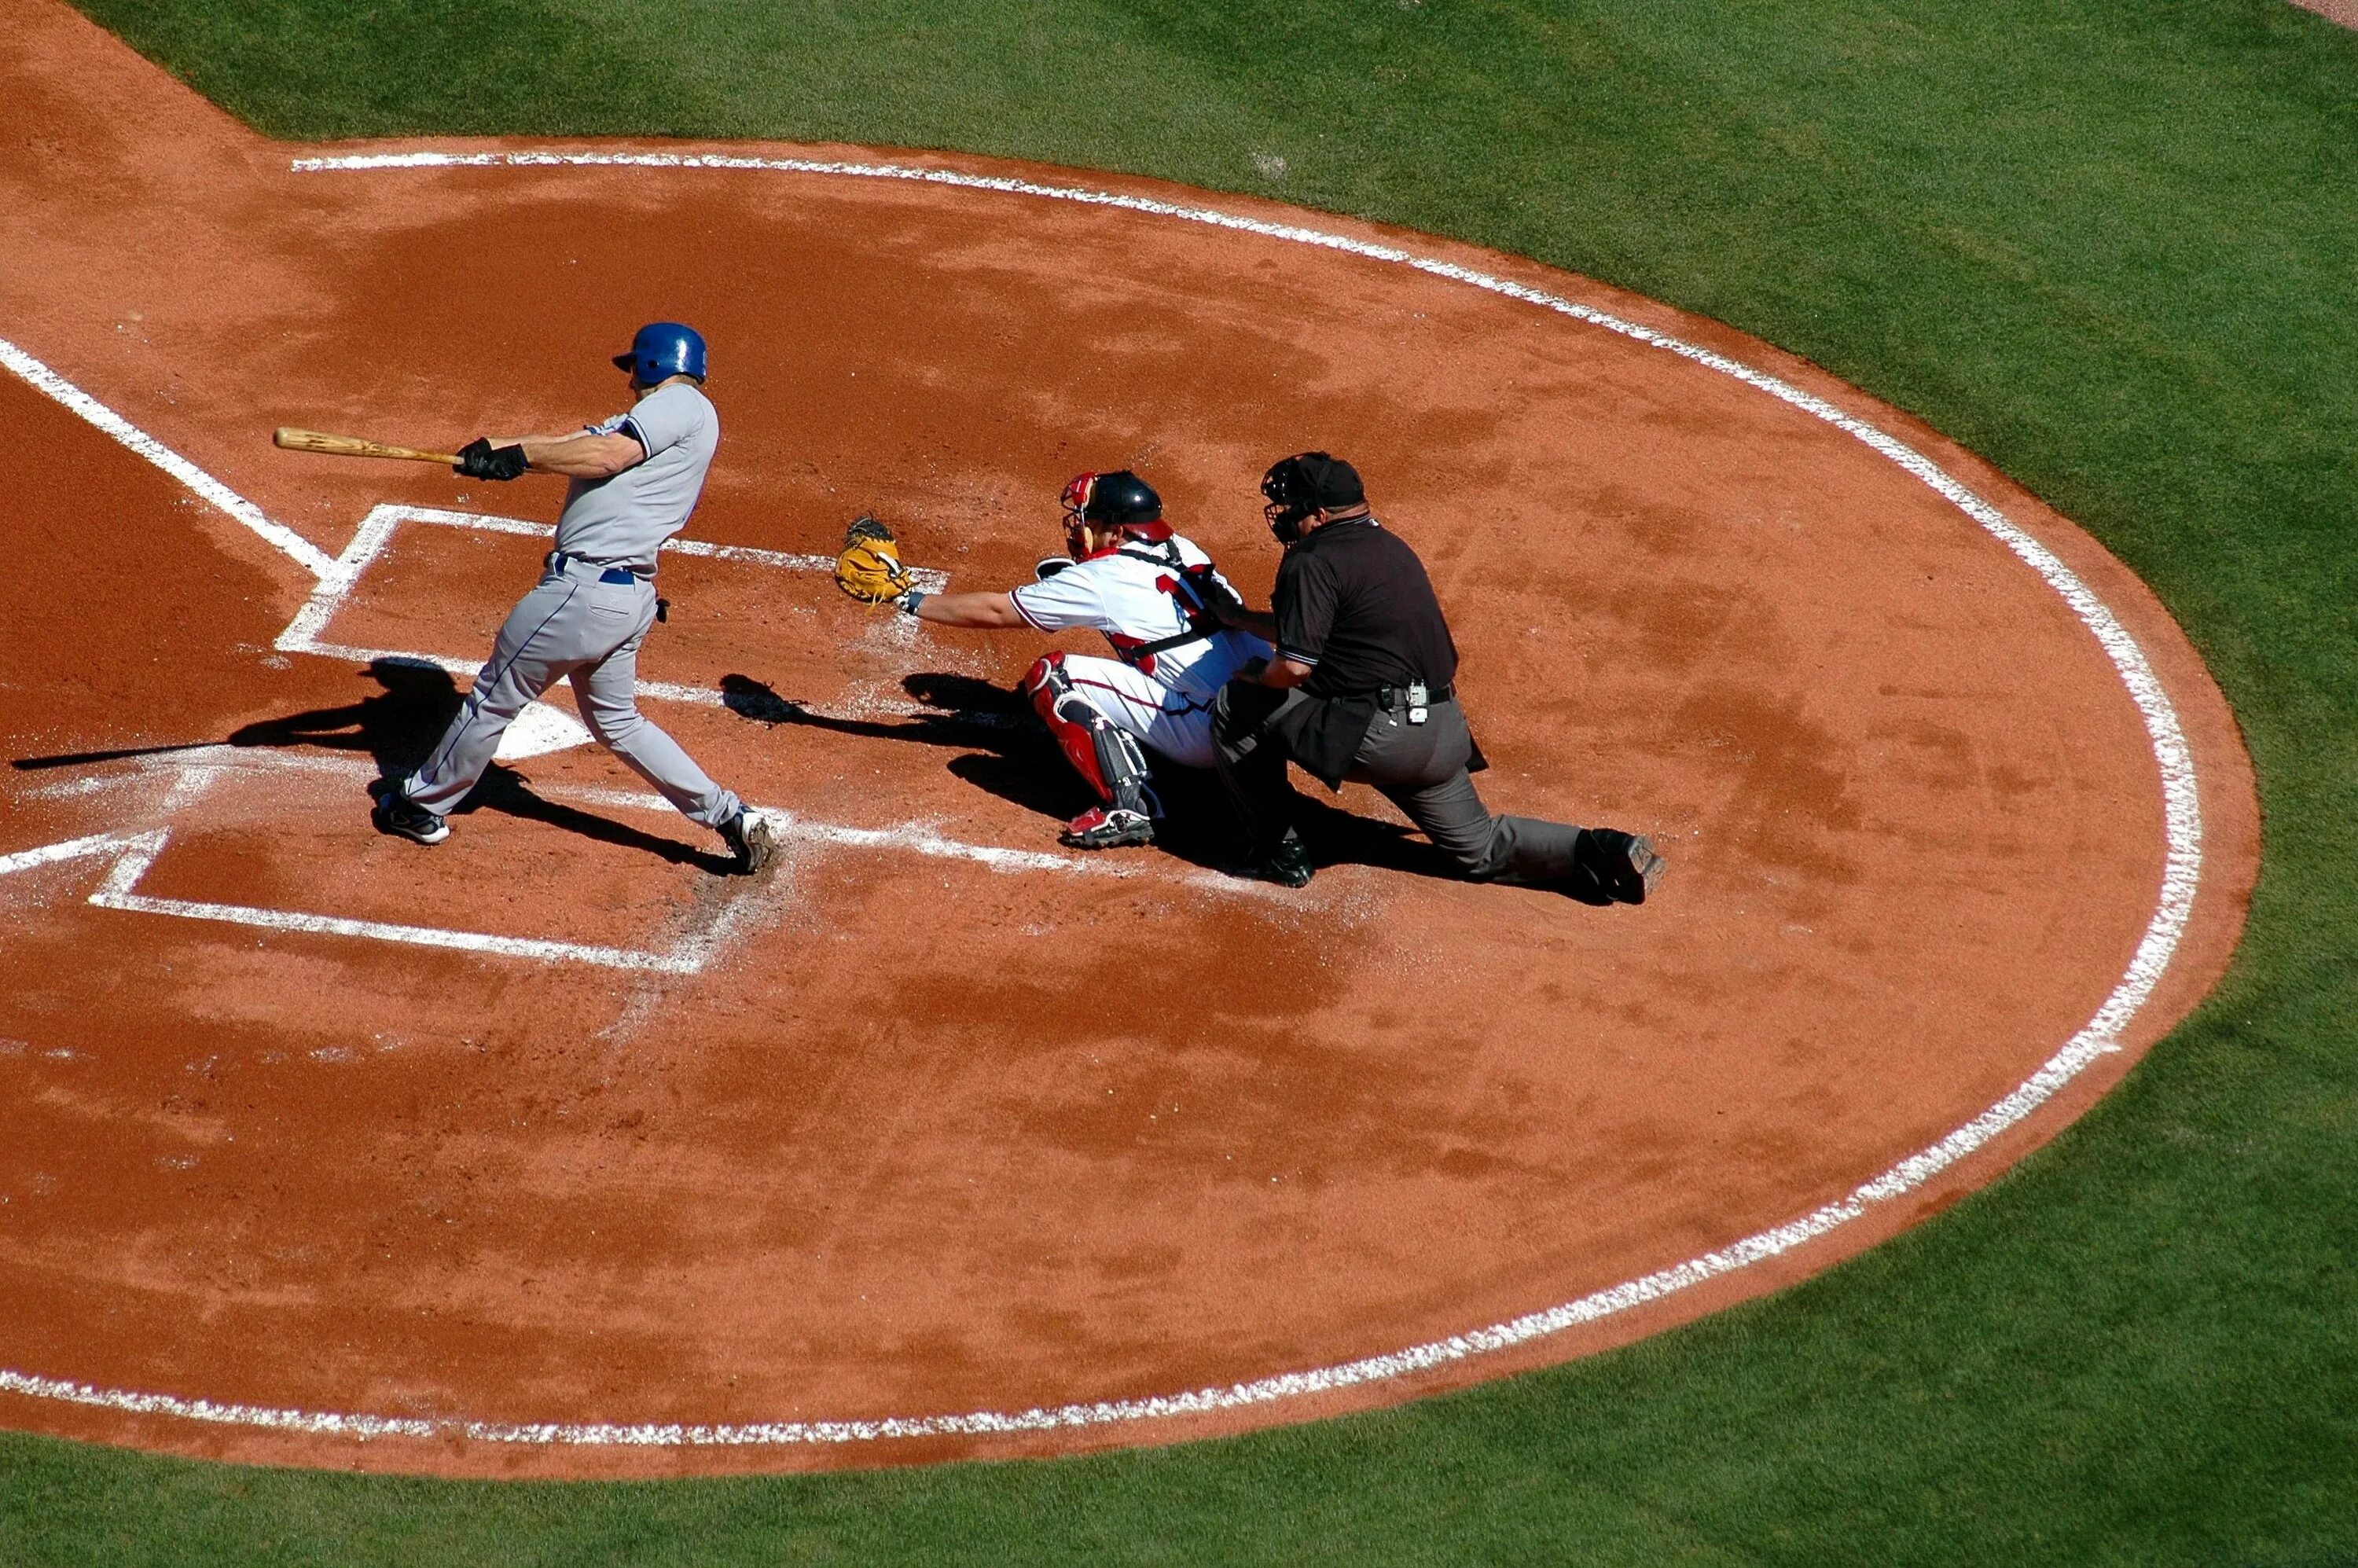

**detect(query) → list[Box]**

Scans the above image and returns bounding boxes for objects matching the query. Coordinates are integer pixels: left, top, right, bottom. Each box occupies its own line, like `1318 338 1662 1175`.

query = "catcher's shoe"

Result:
720 810 778 876
369 785 448 846
1258 832 1315 889
1060 806 1155 850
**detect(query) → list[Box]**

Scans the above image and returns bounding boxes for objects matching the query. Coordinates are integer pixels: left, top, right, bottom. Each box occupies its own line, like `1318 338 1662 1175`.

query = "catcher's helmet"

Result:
612 322 707 385
1060 470 1166 559
1062 470 1162 526
1260 451 1364 541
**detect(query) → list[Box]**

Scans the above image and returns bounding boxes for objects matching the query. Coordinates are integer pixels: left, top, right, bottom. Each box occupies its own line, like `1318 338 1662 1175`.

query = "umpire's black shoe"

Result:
720 810 778 876
1605 832 1666 905
369 784 448 846
1258 832 1315 889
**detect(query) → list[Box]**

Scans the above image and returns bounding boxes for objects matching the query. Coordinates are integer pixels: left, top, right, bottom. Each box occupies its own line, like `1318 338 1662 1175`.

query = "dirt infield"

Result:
0 0 2257 1478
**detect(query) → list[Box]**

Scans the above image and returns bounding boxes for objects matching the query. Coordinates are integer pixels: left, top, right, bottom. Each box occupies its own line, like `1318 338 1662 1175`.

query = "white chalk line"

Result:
28 753 1270 897
44 747 1267 895
1 751 1131 967
527 779 1112 878
275 503 958 723
6 746 1144 883
0 337 334 578
0 769 728 971
0 830 141 878
0 150 2209 1449
7 749 1291 978
90 827 710 974
0 346 950 710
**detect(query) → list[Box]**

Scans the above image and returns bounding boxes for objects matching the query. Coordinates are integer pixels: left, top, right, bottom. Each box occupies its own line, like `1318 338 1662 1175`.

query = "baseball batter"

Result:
370 323 776 874
833 472 1269 849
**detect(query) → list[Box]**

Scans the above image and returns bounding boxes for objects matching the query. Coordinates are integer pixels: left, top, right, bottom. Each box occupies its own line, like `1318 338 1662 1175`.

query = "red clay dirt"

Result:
2290 0 2358 31
0 0 2258 1478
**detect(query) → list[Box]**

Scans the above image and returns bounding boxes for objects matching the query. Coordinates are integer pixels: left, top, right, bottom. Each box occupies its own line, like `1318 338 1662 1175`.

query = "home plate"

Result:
494 700 593 762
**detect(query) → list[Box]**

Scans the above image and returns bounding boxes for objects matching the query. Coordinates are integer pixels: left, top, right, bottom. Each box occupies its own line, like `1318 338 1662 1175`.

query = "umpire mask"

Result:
1260 451 1362 543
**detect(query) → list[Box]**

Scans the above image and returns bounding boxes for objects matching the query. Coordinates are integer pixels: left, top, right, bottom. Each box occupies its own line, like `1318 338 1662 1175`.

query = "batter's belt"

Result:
547 549 651 585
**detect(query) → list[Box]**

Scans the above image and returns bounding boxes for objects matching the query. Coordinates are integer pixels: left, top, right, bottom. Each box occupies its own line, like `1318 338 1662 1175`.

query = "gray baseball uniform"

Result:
399 381 744 828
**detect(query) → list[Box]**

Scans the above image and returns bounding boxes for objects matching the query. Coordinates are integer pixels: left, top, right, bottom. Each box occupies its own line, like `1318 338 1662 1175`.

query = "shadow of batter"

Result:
13 658 733 874
12 655 461 779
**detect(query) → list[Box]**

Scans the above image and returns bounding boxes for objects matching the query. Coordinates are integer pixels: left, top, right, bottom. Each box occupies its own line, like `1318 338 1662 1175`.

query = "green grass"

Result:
13 0 2358 1559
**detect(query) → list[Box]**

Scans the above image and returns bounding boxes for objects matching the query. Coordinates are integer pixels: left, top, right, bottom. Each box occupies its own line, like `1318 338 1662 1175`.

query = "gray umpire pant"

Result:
1351 700 1587 884
401 555 743 829
1214 689 1586 886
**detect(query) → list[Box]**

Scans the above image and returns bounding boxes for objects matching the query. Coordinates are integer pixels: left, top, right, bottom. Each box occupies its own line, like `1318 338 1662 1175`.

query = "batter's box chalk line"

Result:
0 151 2205 1447
276 503 958 755
0 345 1100 951
0 763 751 973
0 745 1179 971
0 826 712 971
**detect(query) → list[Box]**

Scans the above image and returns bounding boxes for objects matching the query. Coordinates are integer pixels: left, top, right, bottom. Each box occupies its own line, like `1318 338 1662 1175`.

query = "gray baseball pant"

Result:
402 556 743 828
1213 689 1586 885
1350 700 1585 884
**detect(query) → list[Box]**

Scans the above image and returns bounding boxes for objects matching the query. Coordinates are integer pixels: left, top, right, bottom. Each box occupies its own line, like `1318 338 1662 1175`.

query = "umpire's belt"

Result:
548 550 646 586
1370 682 1453 710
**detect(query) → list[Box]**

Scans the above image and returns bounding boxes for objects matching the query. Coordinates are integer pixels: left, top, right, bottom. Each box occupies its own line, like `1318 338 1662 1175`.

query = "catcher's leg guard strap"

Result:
1092 722 1159 817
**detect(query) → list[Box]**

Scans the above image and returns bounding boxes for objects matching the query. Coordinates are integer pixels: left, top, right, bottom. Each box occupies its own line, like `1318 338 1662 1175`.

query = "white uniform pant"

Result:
1054 654 1219 769
402 557 742 828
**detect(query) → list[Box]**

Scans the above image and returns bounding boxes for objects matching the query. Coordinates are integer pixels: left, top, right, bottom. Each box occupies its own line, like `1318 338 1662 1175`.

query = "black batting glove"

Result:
455 438 528 481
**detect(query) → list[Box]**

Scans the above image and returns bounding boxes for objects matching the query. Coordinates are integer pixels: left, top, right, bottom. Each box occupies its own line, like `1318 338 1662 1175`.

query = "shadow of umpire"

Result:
716 670 1483 886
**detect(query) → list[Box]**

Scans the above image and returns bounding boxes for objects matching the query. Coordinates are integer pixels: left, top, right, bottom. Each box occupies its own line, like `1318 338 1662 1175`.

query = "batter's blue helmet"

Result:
612 322 707 385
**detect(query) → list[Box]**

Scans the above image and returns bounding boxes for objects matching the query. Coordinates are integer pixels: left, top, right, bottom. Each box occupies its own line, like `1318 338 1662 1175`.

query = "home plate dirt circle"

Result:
0 18 2257 1481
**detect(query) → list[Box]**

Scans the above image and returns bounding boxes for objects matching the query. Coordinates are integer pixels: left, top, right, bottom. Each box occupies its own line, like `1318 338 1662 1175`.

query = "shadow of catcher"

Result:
718 670 1505 887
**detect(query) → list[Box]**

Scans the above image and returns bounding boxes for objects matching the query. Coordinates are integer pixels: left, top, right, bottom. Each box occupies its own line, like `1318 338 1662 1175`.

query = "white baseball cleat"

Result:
721 810 777 875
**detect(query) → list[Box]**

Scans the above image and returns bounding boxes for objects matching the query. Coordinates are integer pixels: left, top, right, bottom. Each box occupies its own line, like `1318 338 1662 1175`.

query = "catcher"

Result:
833 472 1270 850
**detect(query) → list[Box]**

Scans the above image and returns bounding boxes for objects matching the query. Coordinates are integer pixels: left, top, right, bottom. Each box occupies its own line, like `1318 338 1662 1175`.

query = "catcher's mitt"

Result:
833 515 915 604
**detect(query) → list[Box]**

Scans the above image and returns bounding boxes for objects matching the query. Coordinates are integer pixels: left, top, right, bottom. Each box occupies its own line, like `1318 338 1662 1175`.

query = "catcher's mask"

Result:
1060 469 1166 559
1260 452 1364 543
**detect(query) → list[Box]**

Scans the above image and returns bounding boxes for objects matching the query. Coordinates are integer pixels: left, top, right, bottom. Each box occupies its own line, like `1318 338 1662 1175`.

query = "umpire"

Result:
1207 452 1662 902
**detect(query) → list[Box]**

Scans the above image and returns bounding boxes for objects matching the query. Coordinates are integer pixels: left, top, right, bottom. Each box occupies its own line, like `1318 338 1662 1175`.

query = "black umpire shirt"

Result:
1267 516 1461 785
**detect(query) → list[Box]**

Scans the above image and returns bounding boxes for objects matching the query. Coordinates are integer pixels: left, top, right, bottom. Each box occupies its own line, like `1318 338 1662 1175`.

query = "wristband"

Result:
897 590 928 617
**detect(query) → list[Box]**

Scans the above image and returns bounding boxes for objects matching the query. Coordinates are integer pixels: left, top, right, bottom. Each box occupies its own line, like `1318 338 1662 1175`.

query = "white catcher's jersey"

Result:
1008 532 1271 708
549 380 719 574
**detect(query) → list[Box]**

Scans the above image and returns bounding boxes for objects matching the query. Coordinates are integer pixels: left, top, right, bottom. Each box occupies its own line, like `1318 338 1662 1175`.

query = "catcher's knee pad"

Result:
1022 652 1071 713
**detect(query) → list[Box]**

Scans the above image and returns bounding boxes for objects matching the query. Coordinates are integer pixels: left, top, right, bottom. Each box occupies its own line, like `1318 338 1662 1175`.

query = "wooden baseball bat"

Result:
273 427 464 466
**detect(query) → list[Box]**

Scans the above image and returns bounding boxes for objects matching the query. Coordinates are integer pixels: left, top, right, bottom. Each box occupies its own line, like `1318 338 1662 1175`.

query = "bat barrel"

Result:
273 427 460 465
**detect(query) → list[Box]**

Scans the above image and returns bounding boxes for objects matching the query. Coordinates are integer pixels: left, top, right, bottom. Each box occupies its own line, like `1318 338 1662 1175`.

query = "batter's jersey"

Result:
549 380 719 573
1009 533 1271 706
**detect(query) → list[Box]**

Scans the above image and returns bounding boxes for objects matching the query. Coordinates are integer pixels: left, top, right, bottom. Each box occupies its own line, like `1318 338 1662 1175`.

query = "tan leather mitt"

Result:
833 515 915 604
